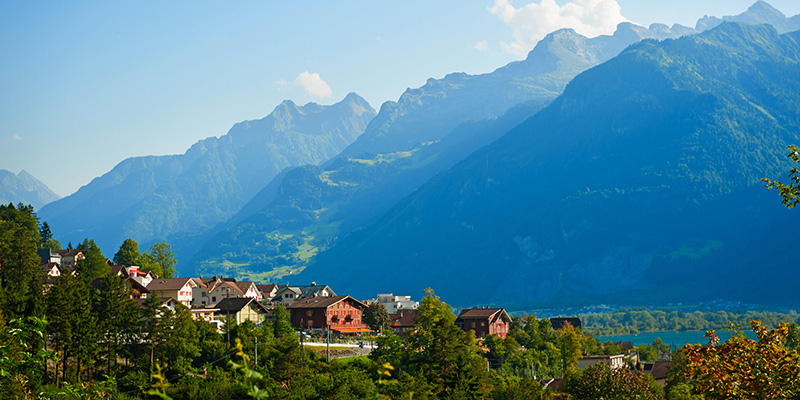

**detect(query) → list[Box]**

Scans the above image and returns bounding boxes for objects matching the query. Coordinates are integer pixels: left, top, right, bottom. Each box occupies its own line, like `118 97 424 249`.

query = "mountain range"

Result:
302 22 800 308
32 2 800 309
0 170 61 210
39 93 376 254
183 16 698 280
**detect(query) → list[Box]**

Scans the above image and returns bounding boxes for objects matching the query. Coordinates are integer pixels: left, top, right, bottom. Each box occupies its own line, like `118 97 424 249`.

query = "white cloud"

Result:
489 0 630 57
294 71 333 98
274 79 289 86
13 134 22 140
475 40 489 51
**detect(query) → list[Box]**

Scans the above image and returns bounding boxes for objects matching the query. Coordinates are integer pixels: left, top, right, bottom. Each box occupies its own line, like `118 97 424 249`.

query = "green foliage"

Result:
682 320 800 399
762 144 800 208
113 238 146 268
145 242 177 279
0 203 44 319
363 302 391 332
75 238 107 284
566 362 663 400
581 307 800 335
0 316 54 399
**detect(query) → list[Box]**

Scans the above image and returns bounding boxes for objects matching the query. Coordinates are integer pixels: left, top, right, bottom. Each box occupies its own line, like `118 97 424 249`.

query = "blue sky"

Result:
2 0 799 197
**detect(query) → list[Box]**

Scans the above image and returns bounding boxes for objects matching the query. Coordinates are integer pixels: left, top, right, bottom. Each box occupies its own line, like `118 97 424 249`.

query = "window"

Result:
212 296 216 302
481 322 485 327
471 322 476 328
306 310 313 317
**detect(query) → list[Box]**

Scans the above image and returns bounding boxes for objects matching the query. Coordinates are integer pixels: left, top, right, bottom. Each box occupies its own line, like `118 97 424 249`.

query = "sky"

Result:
2 0 799 197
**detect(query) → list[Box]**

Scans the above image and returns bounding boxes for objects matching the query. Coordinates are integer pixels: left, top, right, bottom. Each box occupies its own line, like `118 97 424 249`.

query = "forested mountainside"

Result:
186 22 691 279
303 23 800 308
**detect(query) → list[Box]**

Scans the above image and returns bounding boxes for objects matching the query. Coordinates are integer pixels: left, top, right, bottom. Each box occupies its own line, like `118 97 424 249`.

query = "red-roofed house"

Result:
455 307 511 338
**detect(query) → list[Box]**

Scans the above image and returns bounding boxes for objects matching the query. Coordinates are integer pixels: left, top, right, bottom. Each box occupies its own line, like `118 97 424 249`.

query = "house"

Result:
578 354 626 370
455 307 511 338
287 295 369 334
389 309 416 336
191 276 259 306
233 281 262 300
257 283 279 299
643 361 673 386
54 249 84 267
215 297 271 325
40 262 62 278
550 317 582 331
371 293 418 314
273 282 336 306
146 278 198 307
37 248 84 267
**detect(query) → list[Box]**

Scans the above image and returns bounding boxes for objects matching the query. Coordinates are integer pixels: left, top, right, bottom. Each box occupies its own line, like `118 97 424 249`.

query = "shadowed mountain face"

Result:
185 22 694 280
39 93 376 254
0 170 61 210
301 23 800 308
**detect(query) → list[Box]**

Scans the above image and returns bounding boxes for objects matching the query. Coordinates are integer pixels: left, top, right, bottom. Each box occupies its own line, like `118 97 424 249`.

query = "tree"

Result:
682 320 800 399
0 203 44 319
762 144 800 208
113 238 145 267
144 242 177 278
94 276 140 375
566 362 663 400
0 316 54 399
47 271 97 383
363 302 390 333
75 238 108 283
557 322 584 376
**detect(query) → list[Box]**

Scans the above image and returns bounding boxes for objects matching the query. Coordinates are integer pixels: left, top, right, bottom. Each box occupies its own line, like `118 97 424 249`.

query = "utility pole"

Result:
255 336 258 366
326 325 330 363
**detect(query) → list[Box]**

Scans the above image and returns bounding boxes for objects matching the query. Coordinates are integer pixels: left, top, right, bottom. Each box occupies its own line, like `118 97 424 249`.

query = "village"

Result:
36 246 672 387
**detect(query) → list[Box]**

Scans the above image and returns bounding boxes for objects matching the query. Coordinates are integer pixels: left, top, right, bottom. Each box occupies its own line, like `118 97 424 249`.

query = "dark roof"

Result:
216 297 270 314
390 309 416 327
645 361 673 380
54 249 81 257
550 317 582 330
613 341 634 350
287 295 365 309
457 308 506 319
257 283 278 293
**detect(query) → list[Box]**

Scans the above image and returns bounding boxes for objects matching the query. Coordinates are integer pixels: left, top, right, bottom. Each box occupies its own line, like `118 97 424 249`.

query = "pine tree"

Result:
75 238 107 284
95 276 140 375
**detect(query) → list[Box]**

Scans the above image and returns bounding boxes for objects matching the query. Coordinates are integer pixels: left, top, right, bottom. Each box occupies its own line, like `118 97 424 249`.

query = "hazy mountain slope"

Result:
696 1 800 33
39 93 376 253
185 22 692 279
339 23 689 158
303 23 800 308
0 170 61 209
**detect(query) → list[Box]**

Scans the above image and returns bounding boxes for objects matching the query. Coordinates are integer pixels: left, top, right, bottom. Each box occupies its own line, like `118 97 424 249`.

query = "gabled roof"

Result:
234 281 257 294
390 309 416 327
54 249 82 257
257 283 278 293
287 295 365 309
146 278 196 291
216 297 270 314
456 308 510 321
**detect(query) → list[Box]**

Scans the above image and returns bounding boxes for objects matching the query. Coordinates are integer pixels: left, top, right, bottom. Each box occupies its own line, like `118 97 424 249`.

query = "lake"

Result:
597 330 758 349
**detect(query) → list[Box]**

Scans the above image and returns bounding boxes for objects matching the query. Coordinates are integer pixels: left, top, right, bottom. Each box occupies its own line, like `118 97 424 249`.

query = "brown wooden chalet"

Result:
287 295 370 334
389 309 416 336
455 307 511 338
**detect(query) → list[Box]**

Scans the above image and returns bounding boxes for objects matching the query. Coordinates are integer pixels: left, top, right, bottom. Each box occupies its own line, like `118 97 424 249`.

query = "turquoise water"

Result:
597 330 758 348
